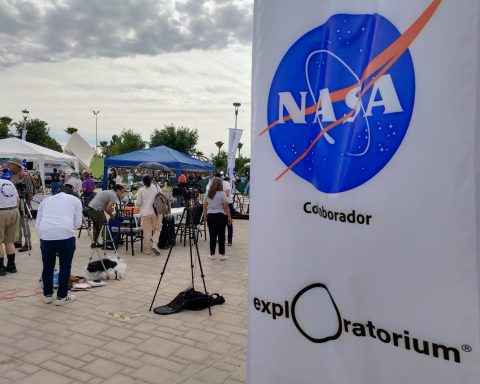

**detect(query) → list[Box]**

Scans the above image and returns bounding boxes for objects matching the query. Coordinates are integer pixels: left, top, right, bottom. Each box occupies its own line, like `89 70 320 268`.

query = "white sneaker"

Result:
54 295 76 306
220 255 228 261
151 245 161 256
44 295 53 304
208 255 215 260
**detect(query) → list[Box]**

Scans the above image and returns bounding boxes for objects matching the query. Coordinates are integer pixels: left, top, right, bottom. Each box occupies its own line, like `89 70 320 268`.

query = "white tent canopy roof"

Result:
0 137 78 163
64 132 95 169
0 137 79 193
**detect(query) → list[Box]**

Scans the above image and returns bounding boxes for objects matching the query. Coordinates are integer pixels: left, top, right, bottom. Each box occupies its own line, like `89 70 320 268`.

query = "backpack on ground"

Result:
153 187 171 216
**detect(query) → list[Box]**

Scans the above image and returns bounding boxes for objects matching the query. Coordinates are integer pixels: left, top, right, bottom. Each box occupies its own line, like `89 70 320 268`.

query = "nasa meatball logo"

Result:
260 2 440 193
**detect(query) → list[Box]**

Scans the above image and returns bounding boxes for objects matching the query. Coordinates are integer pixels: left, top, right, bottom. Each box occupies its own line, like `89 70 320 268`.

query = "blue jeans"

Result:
51 181 60 195
40 237 76 299
227 203 234 242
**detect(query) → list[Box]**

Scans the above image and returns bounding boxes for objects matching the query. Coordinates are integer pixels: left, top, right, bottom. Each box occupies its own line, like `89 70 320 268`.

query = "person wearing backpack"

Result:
136 175 164 255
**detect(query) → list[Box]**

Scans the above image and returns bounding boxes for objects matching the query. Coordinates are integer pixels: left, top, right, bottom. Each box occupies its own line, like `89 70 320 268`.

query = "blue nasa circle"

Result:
267 14 415 193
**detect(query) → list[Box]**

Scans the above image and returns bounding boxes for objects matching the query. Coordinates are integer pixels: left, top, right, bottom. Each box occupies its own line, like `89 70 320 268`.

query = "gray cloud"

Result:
0 0 253 67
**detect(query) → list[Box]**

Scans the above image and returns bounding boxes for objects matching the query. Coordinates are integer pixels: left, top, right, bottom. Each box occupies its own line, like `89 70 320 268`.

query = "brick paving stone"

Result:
132 364 174 384
174 345 211 363
82 358 123 379
20 349 57 365
65 368 95 383
136 337 181 358
15 369 71 384
197 367 231 384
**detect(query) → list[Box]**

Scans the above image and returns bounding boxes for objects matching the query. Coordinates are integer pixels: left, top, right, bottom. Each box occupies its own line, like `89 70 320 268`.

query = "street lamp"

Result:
93 110 100 154
21 108 29 141
233 102 241 129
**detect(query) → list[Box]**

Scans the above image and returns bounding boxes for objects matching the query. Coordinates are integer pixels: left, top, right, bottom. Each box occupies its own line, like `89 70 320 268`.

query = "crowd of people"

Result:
0 160 249 305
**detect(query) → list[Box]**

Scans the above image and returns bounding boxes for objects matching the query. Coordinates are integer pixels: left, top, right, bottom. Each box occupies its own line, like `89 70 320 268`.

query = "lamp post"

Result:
93 110 100 154
233 102 241 129
21 108 29 141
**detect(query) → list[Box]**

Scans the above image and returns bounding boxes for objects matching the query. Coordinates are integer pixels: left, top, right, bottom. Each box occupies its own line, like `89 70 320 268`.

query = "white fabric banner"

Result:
227 128 243 180
249 0 480 383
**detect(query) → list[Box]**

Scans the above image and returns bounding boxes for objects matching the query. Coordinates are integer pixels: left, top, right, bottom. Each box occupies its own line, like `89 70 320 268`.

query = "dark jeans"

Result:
40 237 76 299
51 181 60 195
227 203 234 242
207 213 227 255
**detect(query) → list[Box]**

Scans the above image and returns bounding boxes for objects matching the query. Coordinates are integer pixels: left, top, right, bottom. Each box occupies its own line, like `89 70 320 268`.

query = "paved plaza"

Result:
0 219 248 384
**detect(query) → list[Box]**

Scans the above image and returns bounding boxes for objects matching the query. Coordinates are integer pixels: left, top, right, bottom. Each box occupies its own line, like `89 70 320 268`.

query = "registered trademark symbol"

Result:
462 345 472 352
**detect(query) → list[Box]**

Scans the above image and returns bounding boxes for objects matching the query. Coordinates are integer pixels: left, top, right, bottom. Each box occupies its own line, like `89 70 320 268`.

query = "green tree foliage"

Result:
64 127 78 135
109 129 146 156
211 150 228 173
99 140 110 157
237 142 243 157
215 141 224 155
0 116 12 139
149 124 199 155
15 118 62 152
235 155 250 174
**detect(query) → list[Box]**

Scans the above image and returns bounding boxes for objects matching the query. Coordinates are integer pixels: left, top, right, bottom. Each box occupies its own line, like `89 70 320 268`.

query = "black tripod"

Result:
149 198 211 315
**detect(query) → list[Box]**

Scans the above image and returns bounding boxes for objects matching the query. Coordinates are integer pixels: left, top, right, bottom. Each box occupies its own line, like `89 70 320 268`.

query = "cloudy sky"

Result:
0 0 253 156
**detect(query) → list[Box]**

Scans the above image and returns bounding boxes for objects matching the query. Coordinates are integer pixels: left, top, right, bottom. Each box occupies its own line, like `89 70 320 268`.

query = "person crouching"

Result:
35 185 83 305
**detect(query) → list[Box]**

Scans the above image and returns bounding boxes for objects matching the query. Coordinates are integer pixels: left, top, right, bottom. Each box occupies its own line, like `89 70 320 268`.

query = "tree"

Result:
14 118 62 152
211 150 228 173
237 142 243 157
64 127 78 135
99 140 110 157
149 124 199 155
109 129 146 156
215 141 224 155
235 155 250 174
0 116 12 139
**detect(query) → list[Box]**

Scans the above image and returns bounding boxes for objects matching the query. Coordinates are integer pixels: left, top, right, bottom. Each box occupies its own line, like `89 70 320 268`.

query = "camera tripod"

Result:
18 196 34 256
83 211 117 273
149 198 211 315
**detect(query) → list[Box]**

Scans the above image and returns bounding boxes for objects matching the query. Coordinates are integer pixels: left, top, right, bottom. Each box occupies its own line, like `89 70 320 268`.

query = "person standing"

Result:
85 185 125 247
8 157 34 252
35 187 83 305
82 172 96 199
136 175 162 255
223 176 235 246
0 179 20 276
203 177 231 261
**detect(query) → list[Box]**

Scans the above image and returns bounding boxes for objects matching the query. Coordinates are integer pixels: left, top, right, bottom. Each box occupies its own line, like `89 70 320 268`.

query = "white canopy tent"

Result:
0 137 79 193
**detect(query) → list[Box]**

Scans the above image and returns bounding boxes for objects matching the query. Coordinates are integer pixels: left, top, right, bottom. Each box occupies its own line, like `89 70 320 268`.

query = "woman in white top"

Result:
203 177 232 260
136 175 162 255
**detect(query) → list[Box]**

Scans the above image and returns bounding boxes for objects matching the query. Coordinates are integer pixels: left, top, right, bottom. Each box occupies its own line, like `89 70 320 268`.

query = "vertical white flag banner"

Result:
249 0 480 383
227 128 243 180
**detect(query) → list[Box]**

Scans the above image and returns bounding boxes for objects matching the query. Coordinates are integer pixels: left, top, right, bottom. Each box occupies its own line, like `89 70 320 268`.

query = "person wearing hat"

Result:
8 157 35 252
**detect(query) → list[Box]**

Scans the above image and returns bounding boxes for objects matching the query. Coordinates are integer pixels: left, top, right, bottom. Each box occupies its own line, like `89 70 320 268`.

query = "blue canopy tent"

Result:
102 145 214 189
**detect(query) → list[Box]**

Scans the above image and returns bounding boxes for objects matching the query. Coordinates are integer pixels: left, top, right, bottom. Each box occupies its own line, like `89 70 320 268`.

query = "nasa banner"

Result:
227 128 243 180
249 0 480 383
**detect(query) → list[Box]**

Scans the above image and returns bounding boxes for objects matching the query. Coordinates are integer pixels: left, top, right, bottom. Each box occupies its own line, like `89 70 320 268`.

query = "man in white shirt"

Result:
35 190 83 305
0 179 20 276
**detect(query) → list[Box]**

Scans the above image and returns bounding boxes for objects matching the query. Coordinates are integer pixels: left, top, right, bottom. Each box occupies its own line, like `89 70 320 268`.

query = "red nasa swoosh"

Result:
259 0 442 181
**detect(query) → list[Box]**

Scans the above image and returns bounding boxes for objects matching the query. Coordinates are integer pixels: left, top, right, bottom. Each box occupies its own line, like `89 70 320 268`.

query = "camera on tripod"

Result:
15 182 27 199
172 183 199 201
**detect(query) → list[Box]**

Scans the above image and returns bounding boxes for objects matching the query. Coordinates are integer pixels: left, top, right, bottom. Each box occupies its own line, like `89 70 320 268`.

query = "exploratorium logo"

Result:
260 0 441 193
253 283 471 364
